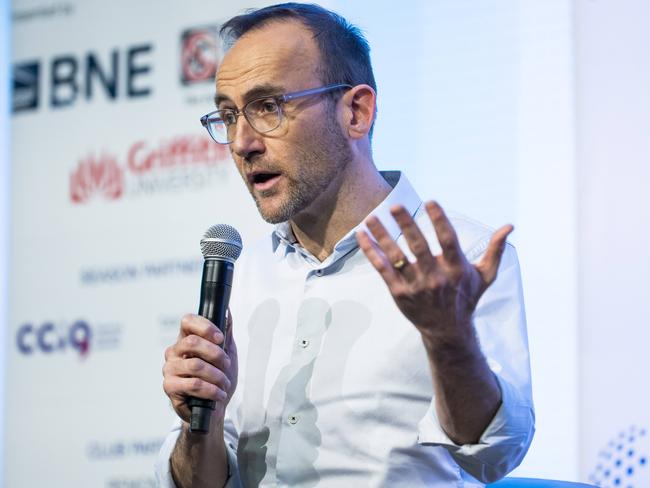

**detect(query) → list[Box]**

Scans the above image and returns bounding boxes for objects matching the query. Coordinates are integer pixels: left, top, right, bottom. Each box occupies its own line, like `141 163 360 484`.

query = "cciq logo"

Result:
16 320 92 357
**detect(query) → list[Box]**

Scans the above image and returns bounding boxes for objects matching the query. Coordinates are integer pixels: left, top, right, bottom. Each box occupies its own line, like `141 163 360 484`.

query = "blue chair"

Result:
487 478 597 487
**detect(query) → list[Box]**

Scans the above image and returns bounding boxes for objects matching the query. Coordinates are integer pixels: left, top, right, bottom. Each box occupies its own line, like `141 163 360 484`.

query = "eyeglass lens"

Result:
207 98 282 144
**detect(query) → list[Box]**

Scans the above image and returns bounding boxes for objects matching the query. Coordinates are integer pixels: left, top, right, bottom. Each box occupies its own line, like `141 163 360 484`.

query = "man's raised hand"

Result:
356 201 513 341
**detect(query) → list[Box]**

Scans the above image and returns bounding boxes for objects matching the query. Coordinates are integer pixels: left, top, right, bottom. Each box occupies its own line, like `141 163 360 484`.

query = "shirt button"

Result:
315 269 323 276
300 339 310 348
288 415 299 425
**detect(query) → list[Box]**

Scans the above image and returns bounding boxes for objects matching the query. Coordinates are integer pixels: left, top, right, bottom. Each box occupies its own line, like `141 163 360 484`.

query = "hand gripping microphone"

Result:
187 224 243 434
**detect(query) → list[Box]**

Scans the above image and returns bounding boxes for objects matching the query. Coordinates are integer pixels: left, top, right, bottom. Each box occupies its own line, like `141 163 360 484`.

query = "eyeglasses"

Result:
200 83 352 144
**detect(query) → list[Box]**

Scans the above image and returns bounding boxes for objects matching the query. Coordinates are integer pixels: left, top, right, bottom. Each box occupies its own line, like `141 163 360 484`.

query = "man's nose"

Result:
230 116 265 159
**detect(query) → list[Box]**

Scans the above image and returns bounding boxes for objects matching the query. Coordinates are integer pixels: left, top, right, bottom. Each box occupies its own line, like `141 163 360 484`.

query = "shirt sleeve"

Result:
154 418 243 488
416 243 535 483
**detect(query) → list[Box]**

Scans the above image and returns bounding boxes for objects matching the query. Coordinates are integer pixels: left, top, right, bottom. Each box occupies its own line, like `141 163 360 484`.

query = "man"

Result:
156 3 534 487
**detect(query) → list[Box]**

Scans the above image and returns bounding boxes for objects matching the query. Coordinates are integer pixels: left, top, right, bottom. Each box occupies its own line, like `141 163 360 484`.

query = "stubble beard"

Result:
252 116 353 224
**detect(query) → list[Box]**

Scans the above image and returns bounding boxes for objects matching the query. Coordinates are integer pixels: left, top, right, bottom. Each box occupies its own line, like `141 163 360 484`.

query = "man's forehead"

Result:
216 20 320 101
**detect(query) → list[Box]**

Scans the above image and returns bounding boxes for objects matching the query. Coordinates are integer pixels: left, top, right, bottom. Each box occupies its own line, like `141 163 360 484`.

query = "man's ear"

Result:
340 84 376 139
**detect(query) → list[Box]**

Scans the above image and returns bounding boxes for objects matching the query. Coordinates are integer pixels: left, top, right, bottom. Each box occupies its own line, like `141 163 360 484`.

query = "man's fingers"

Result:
163 375 228 403
389 205 435 272
165 357 231 391
223 308 236 355
477 224 514 284
174 334 231 370
425 201 464 265
164 312 238 424
179 313 224 345
356 229 401 286
364 215 409 269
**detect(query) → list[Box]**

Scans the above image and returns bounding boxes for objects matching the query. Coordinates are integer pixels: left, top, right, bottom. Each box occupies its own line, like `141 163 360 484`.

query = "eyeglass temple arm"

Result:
281 84 352 102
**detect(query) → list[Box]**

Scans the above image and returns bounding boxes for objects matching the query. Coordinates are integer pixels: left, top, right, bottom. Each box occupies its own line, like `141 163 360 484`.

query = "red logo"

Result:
70 135 229 204
70 154 124 204
127 135 226 173
180 27 220 85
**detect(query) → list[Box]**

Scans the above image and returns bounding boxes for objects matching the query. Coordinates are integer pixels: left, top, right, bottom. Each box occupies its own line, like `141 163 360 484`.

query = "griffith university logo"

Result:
180 25 221 85
69 134 229 204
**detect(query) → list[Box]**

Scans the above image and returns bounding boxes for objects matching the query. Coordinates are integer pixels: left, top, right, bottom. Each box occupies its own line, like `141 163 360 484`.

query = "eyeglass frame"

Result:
200 83 353 145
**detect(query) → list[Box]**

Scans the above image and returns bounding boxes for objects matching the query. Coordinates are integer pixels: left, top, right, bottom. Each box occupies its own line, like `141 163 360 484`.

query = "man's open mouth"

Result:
249 172 282 190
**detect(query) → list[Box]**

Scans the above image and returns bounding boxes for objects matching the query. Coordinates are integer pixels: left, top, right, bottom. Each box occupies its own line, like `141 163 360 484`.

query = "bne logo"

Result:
17 320 92 357
12 43 153 113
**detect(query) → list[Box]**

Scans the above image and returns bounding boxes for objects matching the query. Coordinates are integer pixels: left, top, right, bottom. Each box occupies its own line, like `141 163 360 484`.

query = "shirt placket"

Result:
273 251 331 486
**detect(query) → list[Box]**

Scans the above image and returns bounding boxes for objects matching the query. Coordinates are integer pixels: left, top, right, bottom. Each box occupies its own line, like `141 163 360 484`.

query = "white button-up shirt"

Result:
156 171 534 487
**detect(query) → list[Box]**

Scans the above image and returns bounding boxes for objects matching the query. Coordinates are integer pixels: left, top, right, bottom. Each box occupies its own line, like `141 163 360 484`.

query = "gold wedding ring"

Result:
392 258 407 271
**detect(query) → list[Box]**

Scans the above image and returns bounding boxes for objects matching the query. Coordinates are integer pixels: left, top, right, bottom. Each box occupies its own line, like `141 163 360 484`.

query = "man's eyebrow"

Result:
214 83 287 108
214 93 232 108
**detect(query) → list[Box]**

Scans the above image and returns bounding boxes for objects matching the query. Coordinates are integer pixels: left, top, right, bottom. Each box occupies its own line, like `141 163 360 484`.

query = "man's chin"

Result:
255 198 291 224
258 210 290 225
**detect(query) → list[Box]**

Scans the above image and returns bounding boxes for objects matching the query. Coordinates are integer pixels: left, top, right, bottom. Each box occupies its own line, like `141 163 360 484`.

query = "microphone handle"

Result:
188 259 233 434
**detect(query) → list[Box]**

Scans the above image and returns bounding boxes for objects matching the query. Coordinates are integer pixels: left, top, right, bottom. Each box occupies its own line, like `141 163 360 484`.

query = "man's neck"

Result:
289 161 392 262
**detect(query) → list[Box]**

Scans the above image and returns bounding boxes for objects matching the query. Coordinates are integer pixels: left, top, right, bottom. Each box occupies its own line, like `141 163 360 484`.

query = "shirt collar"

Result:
271 171 422 264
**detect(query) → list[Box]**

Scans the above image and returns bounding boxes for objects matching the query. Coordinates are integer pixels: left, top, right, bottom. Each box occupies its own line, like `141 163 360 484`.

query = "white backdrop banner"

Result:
8 1 272 486
576 1 650 487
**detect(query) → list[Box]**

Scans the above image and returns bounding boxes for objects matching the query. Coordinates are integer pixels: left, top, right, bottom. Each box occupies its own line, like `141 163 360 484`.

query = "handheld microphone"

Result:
187 224 243 434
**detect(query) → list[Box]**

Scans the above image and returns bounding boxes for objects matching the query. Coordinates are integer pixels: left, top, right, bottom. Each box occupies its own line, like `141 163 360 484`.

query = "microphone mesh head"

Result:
200 224 243 261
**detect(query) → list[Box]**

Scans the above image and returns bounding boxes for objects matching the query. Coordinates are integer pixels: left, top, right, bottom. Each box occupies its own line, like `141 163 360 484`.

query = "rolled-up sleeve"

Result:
154 418 243 488
416 243 535 483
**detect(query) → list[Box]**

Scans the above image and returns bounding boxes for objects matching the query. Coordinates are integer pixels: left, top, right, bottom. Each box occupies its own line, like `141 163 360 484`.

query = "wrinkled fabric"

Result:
156 171 534 487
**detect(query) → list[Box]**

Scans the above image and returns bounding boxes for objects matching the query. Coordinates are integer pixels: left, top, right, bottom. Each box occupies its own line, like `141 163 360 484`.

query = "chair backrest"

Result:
487 477 597 487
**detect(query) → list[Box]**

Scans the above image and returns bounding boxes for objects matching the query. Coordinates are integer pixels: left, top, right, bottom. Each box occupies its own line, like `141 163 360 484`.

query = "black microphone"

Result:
187 224 243 434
